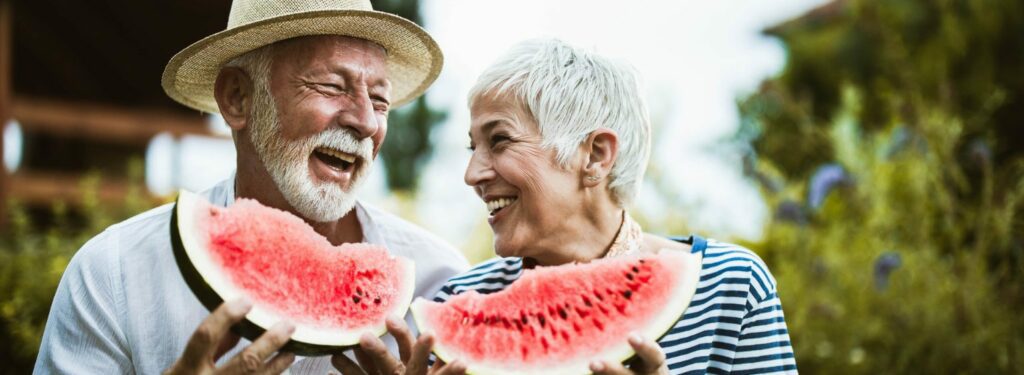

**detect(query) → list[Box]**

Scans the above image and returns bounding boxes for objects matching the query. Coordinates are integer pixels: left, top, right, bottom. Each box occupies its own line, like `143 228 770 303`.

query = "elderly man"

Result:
33 1 468 374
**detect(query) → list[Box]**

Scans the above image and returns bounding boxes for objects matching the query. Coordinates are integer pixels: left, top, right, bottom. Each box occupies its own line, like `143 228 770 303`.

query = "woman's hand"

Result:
331 317 465 375
589 333 669 375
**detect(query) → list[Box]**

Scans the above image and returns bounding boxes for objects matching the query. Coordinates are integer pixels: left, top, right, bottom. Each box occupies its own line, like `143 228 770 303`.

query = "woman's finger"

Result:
331 352 367 375
627 333 667 374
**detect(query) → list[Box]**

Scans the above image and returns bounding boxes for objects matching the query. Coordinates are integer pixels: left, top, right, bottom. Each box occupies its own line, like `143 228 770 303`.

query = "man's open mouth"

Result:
312 147 358 172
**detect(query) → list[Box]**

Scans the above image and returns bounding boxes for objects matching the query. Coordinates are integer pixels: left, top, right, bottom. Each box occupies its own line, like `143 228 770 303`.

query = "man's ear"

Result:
213 67 254 131
581 128 619 187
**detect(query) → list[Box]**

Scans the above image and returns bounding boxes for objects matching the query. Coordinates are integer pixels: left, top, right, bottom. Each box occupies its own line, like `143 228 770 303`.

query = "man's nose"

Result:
336 90 380 139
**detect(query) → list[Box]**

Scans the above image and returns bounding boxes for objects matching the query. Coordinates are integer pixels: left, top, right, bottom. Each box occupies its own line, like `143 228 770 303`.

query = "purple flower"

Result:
874 252 902 291
808 163 852 209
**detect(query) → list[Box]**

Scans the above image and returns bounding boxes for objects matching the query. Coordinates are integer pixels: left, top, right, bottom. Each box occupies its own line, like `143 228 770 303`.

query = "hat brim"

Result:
162 9 442 113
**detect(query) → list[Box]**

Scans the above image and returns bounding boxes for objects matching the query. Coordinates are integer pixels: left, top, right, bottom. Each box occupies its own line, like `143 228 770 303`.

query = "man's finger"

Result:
590 360 632 375
627 333 667 373
213 331 241 360
433 360 467 375
331 353 367 375
404 333 434 375
359 333 405 375
179 298 252 367
386 316 415 363
245 321 296 362
263 352 297 374
352 347 380 374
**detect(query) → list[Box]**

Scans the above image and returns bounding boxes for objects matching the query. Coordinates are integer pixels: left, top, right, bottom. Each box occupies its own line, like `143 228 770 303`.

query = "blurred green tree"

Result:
735 0 1024 372
371 0 447 192
0 162 153 373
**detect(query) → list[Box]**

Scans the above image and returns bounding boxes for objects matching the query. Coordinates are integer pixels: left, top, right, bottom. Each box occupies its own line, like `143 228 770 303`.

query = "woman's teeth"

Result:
486 197 517 214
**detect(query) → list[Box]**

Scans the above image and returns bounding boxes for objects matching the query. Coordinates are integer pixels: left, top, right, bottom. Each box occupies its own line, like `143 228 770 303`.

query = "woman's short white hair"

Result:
469 38 652 207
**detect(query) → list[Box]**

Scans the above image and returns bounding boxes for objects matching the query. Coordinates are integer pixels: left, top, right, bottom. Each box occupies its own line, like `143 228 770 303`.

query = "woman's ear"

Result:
213 67 254 131
582 128 619 187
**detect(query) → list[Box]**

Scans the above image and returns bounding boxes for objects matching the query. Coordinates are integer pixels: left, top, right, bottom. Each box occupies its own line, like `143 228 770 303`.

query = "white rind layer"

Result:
412 251 703 375
176 190 416 347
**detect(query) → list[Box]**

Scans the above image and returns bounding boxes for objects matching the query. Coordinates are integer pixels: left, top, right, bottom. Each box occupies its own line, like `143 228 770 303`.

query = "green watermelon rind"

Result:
170 190 416 356
411 251 703 375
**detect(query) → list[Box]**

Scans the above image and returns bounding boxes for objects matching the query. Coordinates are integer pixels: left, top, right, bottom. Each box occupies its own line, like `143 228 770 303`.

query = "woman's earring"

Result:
587 175 601 182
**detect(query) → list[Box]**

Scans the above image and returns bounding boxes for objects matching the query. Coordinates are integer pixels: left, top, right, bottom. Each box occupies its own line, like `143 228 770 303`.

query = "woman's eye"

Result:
490 135 510 145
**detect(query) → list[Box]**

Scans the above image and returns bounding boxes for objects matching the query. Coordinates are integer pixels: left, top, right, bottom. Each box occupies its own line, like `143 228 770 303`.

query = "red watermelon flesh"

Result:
411 252 700 374
200 199 402 328
172 190 415 354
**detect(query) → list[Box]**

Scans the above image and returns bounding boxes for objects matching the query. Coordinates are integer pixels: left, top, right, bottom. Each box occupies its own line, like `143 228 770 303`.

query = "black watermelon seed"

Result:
626 273 634 280
623 290 633 299
558 308 568 319
352 296 361 303
373 297 381 305
632 266 640 273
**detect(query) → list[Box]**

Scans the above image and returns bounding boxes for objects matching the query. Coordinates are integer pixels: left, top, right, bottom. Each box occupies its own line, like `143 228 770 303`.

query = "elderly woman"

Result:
432 39 797 374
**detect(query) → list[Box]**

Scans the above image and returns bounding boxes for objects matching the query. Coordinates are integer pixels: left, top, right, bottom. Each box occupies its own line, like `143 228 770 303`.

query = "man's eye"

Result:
371 97 391 112
315 83 344 95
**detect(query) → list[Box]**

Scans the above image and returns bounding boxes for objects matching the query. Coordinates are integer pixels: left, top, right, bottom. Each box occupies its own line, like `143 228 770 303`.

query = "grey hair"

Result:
468 38 652 207
223 44 276 110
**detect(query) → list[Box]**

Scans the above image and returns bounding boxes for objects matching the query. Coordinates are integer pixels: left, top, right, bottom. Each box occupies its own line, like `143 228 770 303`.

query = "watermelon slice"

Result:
170 190 415 355
411 252 700 374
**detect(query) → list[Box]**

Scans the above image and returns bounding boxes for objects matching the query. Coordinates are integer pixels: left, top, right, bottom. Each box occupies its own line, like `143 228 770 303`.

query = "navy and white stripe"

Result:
433 236 797 374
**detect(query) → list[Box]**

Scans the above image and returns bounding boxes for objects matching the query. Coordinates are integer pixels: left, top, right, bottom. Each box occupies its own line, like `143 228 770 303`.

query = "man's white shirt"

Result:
33 177 470 374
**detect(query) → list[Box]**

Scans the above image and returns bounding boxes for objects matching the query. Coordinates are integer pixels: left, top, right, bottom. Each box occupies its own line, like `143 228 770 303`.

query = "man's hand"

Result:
331 317 465 375
589 333 669 375
164 299 296 375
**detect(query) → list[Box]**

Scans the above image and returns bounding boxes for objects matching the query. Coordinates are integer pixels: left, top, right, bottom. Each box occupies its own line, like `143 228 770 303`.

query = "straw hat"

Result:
162 0 443 113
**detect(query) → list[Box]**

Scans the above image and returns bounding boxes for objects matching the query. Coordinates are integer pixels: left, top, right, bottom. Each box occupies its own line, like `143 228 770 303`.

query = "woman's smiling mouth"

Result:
486 197 518 216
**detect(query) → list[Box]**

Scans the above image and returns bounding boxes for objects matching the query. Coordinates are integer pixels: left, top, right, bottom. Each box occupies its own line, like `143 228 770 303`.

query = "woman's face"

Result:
465 95 587 261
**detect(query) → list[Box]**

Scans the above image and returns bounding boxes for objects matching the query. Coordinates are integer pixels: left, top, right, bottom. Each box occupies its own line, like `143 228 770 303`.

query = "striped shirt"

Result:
432 235 797 374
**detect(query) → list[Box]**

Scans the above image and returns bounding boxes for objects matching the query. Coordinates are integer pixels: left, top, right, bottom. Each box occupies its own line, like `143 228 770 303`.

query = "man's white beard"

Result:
248 84 374 223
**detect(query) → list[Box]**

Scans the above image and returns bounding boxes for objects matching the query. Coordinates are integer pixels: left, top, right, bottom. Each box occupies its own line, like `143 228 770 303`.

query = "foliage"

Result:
371 0 448 192
0 163 153 373
735 0 1024 372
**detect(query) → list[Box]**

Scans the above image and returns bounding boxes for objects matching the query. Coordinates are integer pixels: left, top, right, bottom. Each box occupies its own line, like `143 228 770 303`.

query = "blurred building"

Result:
0 0 236 225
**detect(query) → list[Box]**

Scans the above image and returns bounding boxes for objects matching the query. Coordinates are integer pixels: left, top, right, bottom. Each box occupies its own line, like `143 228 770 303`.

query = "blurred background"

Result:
1 0 1022 373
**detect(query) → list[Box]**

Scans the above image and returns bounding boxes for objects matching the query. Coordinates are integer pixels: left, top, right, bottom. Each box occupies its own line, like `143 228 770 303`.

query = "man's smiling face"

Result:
249 35 391 222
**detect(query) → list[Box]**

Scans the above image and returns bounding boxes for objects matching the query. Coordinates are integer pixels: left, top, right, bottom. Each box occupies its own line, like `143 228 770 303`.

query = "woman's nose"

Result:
464 150 495 187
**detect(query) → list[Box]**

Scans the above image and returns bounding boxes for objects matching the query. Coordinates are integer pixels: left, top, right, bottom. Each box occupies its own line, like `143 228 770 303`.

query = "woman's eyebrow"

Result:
469 120 506 140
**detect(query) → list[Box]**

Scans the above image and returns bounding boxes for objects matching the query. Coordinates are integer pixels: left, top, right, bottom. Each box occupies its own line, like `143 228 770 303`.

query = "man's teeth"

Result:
318 148 356 163
486 197 517 213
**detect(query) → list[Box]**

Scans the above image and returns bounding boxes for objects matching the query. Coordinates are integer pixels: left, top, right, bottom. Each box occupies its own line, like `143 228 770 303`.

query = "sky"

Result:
68 0 830 252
